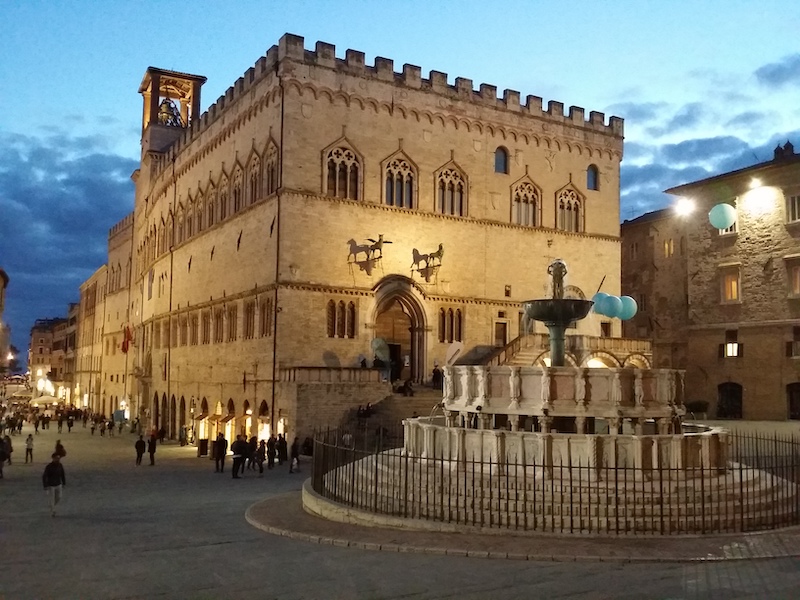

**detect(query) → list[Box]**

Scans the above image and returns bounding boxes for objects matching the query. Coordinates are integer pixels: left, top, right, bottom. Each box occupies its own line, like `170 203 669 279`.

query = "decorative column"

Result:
633 418 644 436
575 415 586 435
657 418 670 435
609 416 622 435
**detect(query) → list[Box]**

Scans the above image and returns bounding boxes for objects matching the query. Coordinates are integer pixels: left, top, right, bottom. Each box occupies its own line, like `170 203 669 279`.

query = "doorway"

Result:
717 382 743 419
494 322 508 347
373 276 427 383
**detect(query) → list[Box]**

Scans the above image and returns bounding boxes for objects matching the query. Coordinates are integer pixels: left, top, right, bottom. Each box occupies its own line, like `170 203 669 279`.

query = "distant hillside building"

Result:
28 318 66 399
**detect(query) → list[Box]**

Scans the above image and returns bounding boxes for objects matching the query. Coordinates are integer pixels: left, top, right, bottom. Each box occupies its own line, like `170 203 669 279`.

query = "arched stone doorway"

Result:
373 276 427 383
179 397 186 430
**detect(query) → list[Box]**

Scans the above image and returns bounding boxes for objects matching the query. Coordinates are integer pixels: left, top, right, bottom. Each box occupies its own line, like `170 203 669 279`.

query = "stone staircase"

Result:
372 388 443 427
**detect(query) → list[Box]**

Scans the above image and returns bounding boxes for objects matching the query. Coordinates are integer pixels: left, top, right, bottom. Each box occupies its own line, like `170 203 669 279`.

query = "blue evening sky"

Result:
1 0 800 357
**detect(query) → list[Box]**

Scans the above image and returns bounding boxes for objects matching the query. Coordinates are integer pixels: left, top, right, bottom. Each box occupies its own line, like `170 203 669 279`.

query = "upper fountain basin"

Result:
524 299 594 325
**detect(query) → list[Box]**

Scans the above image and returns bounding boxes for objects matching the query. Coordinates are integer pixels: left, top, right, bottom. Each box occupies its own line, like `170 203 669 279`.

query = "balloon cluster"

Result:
591 293 637 320
708 203 736 230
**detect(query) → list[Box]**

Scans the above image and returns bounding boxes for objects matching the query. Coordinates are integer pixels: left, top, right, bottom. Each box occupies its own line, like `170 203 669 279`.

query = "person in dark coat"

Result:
134 435 146 466
214 433 228 473
277 434 288 465
54 440 66 459
289 437 301 473
256 440 266 476
43 453 66 516
230 435 246 479
246 436 258 471
147 435 157 465
266 434 277 470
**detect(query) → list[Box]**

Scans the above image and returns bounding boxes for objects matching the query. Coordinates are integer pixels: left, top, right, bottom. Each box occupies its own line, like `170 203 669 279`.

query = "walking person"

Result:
277 434 288 466
34 416 40 435
90 420 96 436
289 437 301 473
57 416 63 433
54 440 66 459
147 435 157 465
135 435 146 466
42 453 66 517
25 434 34 463
256 440 266 477
230 435 246 479
266 434 276 470
246 436 258 471
214 433 228 473
67 416 74 433
4 435 13 465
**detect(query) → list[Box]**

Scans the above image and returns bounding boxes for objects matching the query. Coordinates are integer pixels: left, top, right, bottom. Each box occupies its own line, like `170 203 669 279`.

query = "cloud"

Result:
603 101 668 124
755 54 800 88
657 136 750 165
647 103 710 137
0 131 136 354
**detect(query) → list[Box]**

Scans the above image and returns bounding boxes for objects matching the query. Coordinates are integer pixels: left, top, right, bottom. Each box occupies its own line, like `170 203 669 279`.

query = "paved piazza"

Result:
2 423 800 599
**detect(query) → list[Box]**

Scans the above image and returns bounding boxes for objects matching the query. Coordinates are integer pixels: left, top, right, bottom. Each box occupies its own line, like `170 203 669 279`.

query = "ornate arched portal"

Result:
372 276 428 383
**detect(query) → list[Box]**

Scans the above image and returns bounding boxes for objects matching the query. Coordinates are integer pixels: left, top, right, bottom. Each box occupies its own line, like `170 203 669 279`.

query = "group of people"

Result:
212 432 301 478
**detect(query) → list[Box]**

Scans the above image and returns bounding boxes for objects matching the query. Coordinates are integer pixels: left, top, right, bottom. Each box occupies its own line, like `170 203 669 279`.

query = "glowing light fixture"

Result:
675 197 695 216
749 178 762 189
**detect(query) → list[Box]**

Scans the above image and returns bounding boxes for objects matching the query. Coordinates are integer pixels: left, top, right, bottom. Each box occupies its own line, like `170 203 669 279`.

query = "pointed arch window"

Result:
176 213 185 244
232 169 244 213
436 167 467 216
195 198 204 232
385 156 415 209
264 144 279 196
512 181 540 227
557 188 583 232
327 298 357 338
218 179 229 220
186 206 194 238
438 307 463 342
587 164 599 191
495 147 509 174
207 192 216 227
325 146 360 200
248 156 261 205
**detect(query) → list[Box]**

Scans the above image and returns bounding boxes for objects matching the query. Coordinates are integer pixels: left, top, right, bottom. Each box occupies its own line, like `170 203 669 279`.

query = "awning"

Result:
193 413 208 421
207 414 222 422
220 414 235 423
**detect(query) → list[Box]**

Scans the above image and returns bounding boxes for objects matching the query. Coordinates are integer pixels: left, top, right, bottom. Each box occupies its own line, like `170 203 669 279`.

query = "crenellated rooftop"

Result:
151 33 623 180
108 212 134 238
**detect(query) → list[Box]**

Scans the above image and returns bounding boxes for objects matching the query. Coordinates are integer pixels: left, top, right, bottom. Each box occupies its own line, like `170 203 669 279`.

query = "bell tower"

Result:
138 67 206 154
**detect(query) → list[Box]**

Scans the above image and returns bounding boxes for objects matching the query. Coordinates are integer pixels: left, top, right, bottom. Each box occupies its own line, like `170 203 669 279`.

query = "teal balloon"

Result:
591 292 609 315
619 296 638 320
604 295 623 318
708 203 736 229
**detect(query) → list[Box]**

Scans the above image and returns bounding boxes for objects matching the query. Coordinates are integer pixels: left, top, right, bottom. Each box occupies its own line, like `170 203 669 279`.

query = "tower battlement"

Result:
154 33 623 176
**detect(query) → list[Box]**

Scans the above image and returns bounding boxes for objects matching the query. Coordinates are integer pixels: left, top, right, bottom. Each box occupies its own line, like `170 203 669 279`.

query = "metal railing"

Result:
312 427 800 535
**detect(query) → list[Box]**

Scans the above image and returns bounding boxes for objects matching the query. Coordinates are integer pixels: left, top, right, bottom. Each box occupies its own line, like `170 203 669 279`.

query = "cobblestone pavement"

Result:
1 423 799 599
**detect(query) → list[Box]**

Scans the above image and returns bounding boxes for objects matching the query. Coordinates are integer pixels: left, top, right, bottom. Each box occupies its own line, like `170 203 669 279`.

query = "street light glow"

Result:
675 198 696 216
750 177 762 189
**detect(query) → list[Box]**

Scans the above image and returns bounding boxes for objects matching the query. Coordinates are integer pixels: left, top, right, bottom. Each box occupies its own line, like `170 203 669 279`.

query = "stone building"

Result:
101 215 135 419
624 142 800 420
85 34 638 442
28 318 65 399
620 208 688 368
75 266 107 411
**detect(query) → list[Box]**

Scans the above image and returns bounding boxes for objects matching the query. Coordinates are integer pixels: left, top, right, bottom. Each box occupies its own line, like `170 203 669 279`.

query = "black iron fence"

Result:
311 426 800 535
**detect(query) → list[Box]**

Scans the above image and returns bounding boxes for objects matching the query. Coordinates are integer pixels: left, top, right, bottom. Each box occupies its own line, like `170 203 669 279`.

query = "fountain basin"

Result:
524 299 594 324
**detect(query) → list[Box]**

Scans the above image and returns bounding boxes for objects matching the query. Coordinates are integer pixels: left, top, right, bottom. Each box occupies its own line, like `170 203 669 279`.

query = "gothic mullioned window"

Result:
232 168 244 214
185 205 194 239
557 188 583 232
243 301 256 339
176 212 184 244
326 299 356 338
512 180 540 227
325 147 360 200
207 192 216 227
438 308 463 342
247 155 261 206
195 196 204 233
436 166 467 216
264 143 279 196
218 177 229 221
259 297 273 337
384 155 415 209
